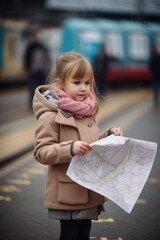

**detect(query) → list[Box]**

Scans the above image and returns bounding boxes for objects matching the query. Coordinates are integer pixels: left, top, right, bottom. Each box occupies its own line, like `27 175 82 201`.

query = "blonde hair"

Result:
46 51 97 97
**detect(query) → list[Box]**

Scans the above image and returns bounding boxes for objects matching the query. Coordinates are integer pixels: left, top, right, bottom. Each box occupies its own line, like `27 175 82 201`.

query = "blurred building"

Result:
0 0 160 24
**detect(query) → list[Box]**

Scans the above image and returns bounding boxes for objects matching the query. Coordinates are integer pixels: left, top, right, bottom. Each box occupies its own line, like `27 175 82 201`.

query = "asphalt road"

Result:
0 90 160 240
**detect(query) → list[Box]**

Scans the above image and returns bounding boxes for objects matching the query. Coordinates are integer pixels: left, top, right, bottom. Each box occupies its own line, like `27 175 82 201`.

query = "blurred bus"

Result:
1 18 160 87
60 18 103 65
60 18 160 86
120 20 151 83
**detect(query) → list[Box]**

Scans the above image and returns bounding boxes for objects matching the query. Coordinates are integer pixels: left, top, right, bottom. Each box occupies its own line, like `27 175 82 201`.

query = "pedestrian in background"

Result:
24 30 50 110
94 43 110 98
32 51 123 240
149 44 160 107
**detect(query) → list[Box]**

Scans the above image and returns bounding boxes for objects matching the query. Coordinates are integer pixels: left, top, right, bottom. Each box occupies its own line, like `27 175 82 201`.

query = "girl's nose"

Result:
80 84 86 90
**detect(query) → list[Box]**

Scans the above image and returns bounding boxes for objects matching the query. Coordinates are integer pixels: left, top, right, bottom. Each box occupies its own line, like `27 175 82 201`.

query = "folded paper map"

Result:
67 135 157 213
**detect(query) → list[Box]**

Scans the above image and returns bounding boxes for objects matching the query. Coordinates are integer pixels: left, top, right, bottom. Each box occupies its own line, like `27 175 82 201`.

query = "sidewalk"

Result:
0 115 36 164
0 88 151 165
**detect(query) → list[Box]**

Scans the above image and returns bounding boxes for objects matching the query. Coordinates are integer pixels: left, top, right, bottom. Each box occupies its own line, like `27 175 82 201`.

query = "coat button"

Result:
88 123 92 127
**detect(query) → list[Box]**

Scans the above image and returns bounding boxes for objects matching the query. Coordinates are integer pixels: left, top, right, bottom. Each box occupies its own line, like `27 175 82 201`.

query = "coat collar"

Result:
55 109 77 128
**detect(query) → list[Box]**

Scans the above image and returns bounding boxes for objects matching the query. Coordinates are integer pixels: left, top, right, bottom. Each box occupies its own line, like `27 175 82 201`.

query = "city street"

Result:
0 88 160 240
1 0 160 239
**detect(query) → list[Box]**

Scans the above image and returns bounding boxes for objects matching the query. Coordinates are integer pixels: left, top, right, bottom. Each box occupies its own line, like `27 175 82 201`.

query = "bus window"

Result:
128 32 149 60
155 32 160 54
79 30 102 64
104 31 124 59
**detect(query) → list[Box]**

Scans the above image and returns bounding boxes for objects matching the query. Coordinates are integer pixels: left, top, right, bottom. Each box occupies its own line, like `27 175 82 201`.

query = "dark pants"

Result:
59 219 92 240
152 79 160 107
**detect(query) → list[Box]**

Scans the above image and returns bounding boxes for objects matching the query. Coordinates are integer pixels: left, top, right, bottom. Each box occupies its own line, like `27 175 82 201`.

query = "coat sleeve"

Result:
34 112 72 165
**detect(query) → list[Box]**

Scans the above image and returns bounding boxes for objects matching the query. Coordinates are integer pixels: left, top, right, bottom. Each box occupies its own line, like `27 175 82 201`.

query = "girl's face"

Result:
62 77 92 101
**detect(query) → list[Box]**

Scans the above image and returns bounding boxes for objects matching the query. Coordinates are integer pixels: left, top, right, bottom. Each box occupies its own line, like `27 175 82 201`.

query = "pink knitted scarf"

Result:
54 88 97 118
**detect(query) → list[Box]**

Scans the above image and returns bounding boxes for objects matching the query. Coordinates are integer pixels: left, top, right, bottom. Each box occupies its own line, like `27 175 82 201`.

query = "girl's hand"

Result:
109 127 123 136
73 141 91 156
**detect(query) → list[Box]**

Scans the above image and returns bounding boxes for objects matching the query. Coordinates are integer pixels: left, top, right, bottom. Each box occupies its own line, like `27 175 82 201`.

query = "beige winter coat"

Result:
33 85 106 210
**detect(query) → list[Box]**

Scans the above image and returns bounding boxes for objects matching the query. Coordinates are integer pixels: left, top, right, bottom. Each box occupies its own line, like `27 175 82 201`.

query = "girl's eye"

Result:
86 81 91 85
74 81 80 85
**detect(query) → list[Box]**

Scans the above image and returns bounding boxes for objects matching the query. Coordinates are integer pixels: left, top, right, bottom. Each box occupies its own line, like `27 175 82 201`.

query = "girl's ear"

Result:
55 78 63 89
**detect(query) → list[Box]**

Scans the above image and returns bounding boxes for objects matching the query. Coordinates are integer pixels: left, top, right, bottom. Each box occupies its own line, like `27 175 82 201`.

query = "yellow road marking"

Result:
136 198 146 204
92 218 115 223
6 179 31 185
24 167 46 175
14 173 34 179
0 185 21 192
148 177 160 184
0 195 12 202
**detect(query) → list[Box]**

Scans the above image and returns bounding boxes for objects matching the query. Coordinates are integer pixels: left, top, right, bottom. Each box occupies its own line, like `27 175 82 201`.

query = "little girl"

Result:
33 51 123 240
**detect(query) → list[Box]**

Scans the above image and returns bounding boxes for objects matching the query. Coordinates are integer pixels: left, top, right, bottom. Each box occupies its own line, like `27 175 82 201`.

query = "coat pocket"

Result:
57 173 89 205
